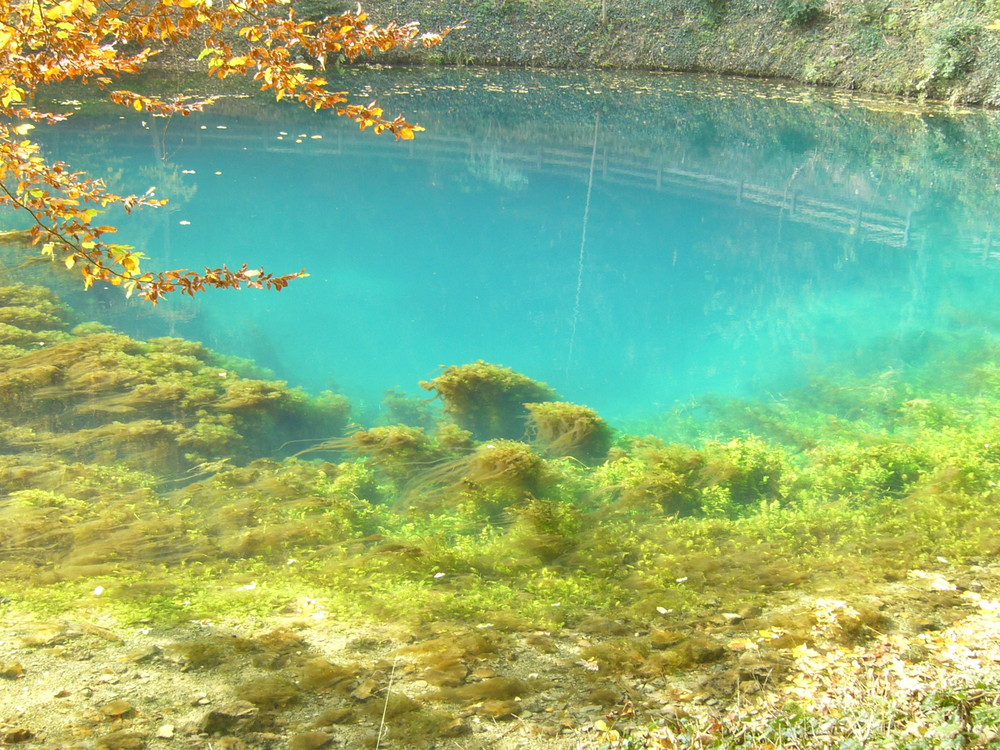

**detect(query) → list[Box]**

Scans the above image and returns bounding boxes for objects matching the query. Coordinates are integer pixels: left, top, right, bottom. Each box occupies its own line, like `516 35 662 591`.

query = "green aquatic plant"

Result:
420 361 557 441
0 282 72 316
797 439 929 504
168 457 389 563
589 435 791 520
6 280 1000 737
590 440 704 518
36 418 188 471
295 424 445 489
404 439 546 520
380 388 437 430
0 300 351 472
505 495 581 562
0 304 66 332
697 435 793 515
524 400 613 464
0 283 75 354
434 422 477 455
0 479 196 582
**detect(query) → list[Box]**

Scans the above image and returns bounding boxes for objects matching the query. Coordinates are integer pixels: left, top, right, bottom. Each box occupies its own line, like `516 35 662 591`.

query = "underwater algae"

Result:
0 283 350 474
525 401 613 464
2 284 1000 748
420 360 557 441
1 280 999 619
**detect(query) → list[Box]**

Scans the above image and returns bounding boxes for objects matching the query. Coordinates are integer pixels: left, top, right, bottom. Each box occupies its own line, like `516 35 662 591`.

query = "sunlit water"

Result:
29 69 1000 424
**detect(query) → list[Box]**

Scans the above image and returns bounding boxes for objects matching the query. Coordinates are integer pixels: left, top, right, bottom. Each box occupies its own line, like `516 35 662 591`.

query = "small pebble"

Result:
123 646 159 663
2 727 33 743
0 661 24 679
289 732 333 749
96 730 146 750
101 699 134 718
155 725 174 739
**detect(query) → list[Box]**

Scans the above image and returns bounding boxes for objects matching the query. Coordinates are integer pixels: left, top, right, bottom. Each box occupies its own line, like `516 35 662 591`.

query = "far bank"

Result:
337 0 1000 105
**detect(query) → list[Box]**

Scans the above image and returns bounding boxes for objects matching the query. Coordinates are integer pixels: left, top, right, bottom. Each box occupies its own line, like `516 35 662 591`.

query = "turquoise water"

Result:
31 69 1000 424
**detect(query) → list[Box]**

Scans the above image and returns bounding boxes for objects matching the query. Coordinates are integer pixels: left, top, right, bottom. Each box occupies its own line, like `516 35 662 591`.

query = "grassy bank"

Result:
346 0 1000 105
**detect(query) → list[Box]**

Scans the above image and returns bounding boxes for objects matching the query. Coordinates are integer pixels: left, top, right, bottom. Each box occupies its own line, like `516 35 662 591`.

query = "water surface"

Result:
30 68 1000 424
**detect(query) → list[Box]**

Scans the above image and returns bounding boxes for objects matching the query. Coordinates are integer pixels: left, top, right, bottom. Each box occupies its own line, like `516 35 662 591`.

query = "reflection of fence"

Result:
531 148 914 248
193 126 918 247
972 231 1000 266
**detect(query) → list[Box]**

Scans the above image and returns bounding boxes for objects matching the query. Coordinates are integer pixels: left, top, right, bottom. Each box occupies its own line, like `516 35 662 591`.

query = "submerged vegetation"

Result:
2 283 1000 746
420 360 558 440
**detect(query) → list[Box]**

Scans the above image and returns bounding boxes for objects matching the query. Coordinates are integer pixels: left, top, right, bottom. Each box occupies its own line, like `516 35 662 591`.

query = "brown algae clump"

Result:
0 314 351 473
405 439 546 518
525 400 613 463
0 283 75 355
420 360 556 441
295 424 445 489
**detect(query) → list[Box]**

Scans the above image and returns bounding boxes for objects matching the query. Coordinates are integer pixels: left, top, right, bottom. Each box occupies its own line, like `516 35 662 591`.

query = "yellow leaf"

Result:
133 99 144 111
1 86 24 107
13 123 35 135
121 255 141 274
64 253 76 269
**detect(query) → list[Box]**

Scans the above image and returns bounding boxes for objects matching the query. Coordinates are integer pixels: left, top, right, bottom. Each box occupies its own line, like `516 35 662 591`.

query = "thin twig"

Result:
375 655 399 750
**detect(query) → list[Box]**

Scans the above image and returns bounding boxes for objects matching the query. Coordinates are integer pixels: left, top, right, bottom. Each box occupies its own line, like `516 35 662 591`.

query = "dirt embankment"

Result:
341 0 1000 105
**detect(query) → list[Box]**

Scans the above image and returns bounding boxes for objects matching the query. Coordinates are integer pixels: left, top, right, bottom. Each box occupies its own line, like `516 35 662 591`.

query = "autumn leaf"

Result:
0 0 458 300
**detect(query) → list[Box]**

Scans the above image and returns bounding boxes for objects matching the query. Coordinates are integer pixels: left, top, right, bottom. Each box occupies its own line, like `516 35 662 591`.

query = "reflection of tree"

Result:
465 123 528 190
35 67 1000 260
691 217 930 375
138 164 197 215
